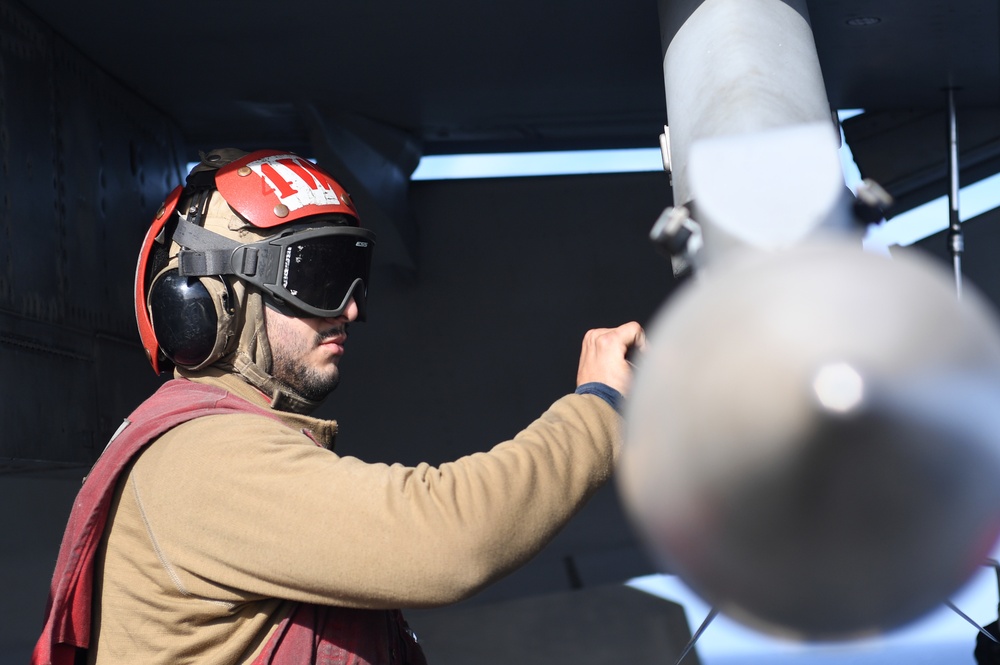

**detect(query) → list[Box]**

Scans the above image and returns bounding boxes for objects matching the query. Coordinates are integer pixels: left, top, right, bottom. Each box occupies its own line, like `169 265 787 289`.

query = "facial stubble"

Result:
268 318 345 403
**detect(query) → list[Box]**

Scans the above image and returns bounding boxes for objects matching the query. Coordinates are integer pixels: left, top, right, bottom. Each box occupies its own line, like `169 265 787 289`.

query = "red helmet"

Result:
135 149 375 374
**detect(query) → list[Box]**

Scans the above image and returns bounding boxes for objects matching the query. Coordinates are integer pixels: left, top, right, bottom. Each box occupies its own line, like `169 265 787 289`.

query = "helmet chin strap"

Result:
232 288 323 415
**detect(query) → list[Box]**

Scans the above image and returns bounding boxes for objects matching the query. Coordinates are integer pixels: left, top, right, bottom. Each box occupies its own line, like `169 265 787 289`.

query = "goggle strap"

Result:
174 218 242 277
178 249 235 277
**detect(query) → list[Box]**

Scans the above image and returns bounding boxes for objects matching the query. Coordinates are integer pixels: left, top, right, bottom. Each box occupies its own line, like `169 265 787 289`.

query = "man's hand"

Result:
576 322 646 396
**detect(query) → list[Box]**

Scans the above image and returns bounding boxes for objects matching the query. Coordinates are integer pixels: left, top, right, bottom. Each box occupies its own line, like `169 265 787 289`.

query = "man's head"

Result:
135 148 375 412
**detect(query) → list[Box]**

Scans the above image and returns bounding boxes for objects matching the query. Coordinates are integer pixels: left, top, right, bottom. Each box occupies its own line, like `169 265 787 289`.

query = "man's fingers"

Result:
577 322 646 395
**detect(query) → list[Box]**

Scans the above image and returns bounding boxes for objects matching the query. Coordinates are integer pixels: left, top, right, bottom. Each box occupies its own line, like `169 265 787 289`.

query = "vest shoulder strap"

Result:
32 379 279 665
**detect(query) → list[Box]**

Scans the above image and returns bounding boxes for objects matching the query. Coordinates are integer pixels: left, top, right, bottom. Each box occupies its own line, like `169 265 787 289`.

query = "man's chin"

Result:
301 376 339 402
276 365 340 403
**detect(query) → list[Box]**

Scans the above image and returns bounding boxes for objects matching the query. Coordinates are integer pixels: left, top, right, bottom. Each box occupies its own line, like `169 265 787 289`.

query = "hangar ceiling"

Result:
11 0 1000 168
7 0 997 228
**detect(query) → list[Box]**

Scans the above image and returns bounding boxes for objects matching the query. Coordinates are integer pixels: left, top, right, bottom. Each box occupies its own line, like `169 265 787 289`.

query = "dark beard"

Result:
272 325 344 402
272 357 341 402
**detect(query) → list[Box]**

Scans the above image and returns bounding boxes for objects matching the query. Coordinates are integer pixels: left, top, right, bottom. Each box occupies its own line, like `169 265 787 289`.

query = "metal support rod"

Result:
989 559 1000 601
946 600 998 643
672 606 719 665
947 88 964 300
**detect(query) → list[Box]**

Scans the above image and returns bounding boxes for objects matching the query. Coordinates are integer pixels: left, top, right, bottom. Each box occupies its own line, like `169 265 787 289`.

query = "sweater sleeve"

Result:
124 392 621 609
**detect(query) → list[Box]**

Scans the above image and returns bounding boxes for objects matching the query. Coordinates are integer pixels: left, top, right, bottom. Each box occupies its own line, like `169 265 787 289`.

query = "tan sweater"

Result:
89 372 621 664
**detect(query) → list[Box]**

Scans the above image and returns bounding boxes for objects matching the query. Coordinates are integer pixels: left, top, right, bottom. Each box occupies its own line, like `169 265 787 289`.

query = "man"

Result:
33 148 645 664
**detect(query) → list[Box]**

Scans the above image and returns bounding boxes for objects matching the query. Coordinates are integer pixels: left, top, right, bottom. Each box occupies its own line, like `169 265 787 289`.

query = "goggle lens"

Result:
281 234 373 314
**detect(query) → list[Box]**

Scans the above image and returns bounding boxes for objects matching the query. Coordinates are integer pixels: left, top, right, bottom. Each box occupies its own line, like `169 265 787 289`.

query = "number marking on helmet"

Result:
251 155 342 212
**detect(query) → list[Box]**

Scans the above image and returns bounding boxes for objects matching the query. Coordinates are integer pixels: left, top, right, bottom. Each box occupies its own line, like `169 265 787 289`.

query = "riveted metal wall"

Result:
0 0 186 470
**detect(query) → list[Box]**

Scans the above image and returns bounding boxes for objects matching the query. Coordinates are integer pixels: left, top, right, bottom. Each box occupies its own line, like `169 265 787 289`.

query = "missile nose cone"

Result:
620 241 1000 639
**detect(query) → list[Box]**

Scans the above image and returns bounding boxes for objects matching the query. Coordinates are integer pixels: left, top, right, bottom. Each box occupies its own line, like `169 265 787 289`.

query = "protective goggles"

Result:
173 219 375 319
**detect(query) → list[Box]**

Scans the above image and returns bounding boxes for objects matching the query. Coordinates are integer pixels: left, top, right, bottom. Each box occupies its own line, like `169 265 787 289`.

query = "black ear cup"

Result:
148 270 219 368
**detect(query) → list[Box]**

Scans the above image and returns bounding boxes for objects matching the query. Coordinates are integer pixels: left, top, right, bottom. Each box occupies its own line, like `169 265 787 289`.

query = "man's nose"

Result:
339 296 359 323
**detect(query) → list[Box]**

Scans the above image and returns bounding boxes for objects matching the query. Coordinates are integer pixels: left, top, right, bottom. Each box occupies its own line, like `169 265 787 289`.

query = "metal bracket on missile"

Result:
650 205 702 279
852 178 894 225
659 125 673 183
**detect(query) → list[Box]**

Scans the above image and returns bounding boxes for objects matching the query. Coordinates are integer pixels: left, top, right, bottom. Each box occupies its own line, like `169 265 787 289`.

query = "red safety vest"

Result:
32 378 426 665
